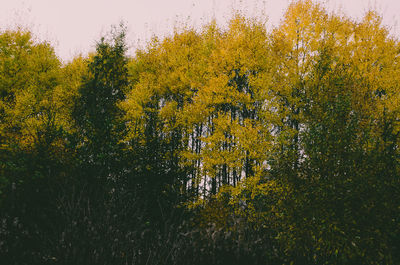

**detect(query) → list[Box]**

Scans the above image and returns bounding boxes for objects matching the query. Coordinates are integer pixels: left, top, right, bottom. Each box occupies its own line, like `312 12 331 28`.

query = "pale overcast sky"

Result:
1 0 400 62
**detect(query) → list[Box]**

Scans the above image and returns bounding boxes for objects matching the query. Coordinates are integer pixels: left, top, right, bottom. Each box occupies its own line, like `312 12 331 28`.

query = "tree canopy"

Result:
1 1 399 264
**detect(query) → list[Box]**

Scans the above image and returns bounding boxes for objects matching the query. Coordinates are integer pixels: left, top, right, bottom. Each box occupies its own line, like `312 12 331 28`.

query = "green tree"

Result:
74 25 128 180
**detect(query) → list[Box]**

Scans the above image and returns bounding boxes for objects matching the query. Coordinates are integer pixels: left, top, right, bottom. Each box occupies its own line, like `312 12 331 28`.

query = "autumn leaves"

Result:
121 0 400 198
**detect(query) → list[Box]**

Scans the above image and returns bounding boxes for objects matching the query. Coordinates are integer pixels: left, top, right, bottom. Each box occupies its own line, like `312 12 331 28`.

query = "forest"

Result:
0 1 399 264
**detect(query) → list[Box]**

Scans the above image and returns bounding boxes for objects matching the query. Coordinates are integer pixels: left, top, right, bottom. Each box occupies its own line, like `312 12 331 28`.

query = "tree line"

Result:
1 1 399 264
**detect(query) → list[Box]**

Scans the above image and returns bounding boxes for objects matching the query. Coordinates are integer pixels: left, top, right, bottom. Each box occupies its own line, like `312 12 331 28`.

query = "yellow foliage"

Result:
121 0 400 199
0 29 62 148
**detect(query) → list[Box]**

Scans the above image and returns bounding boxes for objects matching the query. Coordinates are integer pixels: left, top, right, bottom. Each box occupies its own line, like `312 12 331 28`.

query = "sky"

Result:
1 0 400 62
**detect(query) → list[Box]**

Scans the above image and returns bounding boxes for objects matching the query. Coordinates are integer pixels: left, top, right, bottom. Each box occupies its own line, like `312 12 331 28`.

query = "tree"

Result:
74 24 129 181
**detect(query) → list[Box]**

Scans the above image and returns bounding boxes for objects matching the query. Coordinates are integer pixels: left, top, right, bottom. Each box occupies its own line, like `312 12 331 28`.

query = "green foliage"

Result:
74 25 128 153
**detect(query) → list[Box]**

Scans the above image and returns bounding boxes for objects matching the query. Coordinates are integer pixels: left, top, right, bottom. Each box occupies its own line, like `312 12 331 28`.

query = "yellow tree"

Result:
52 56 88 135
202 2 400 263
185 15 274 195
122 27 205 198
269 0 334 173
0 29 62 149
122 16 276 197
